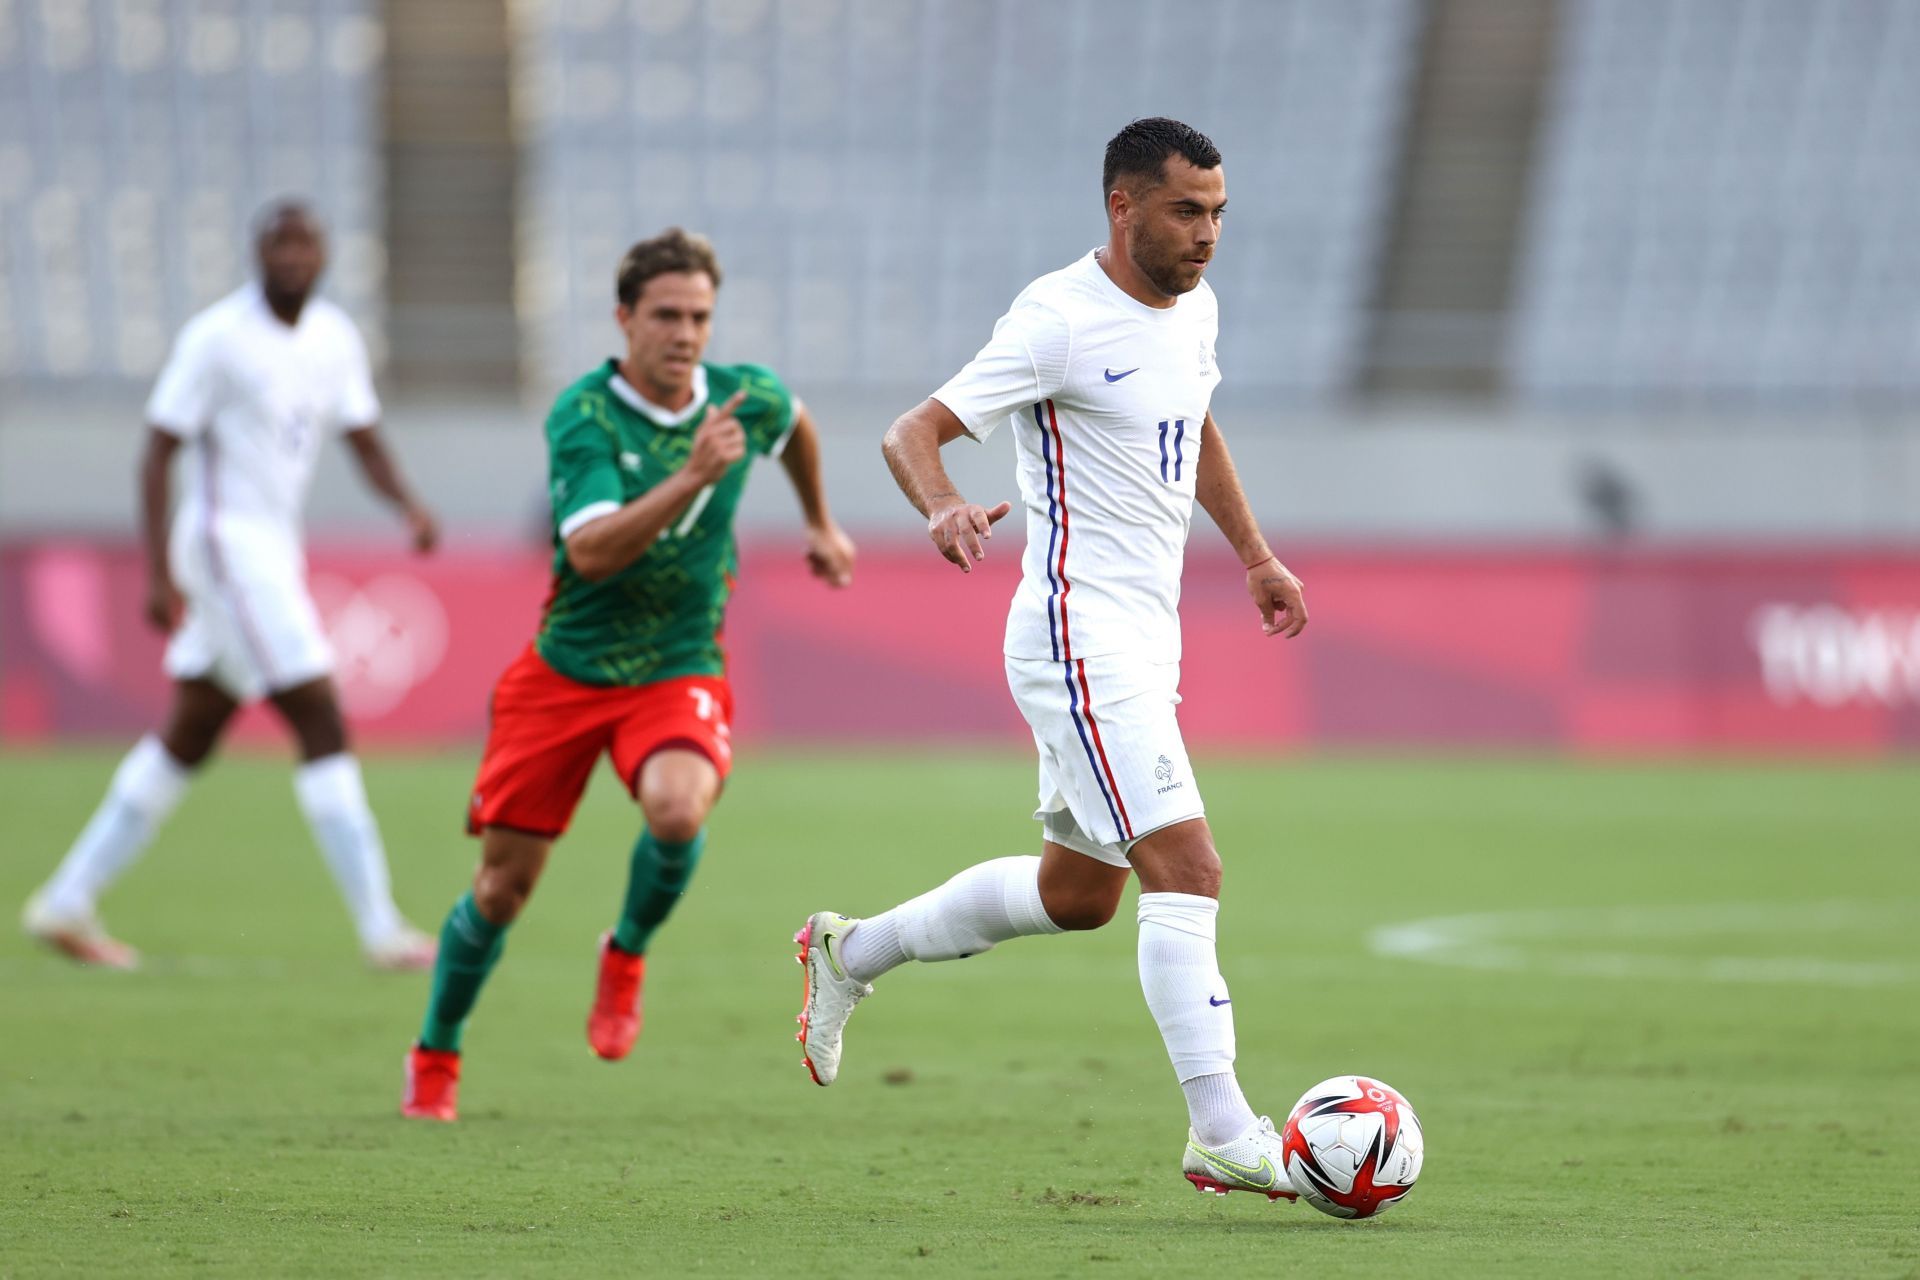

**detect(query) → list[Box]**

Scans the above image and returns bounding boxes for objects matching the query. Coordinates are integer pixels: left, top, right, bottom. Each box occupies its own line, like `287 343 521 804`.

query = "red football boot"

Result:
587 932 645 1061
401 1044 460 1121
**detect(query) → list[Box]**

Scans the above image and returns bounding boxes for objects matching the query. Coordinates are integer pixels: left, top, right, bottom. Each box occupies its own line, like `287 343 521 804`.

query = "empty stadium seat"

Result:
512 0 1421 399
1510 0 1920 403
0 0 386 380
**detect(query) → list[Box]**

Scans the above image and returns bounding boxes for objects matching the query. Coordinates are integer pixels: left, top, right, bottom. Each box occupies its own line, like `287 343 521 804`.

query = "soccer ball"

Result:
1280 1075 1424 1219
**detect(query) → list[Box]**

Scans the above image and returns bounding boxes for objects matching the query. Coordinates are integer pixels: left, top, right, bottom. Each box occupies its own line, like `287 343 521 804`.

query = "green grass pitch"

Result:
2 748 1917 1278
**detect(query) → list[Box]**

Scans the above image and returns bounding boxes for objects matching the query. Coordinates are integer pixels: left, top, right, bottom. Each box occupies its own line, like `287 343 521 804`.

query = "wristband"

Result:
1243 554 1276 572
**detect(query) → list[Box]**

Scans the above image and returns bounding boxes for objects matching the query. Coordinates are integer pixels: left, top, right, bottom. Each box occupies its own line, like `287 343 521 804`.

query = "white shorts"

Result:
164 523 332 703
1005 653 1204 868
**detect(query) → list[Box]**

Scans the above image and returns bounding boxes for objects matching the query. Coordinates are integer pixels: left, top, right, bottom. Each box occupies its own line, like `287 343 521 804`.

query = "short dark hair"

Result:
616 227 722 307
252 196 320 242
1102 117 1222 197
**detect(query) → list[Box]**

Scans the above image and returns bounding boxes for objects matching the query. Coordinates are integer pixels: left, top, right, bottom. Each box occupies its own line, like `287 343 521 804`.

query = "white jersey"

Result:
932 250 1221 662
146 285 380 554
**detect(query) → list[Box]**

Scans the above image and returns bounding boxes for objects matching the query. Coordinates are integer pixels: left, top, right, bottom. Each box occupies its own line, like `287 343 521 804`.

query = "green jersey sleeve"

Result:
731 364 798 458
546 389 625 538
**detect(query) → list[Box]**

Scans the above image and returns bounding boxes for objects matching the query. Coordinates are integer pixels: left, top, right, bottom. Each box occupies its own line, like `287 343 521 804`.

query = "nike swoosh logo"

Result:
819 926 847 981
1103 367 1139 382
1209 996 1232 1007
1192 1145 1278 1190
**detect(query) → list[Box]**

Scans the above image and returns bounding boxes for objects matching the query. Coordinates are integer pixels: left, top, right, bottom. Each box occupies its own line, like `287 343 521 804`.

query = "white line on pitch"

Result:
1368 900 1920 987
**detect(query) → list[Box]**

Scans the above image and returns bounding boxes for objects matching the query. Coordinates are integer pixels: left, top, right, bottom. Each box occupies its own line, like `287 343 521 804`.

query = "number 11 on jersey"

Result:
1157 419 1187 483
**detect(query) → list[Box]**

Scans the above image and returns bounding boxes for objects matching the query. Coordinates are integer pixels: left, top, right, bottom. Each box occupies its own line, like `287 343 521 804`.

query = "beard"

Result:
1133 238 1207 297
262 275 316 315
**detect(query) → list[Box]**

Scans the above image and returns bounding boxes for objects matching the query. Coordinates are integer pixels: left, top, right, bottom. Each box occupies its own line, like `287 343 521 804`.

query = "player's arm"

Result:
139 316 217 634
343 427 439 553
890 299 1062 572
881 398 1012 574
139 427 183 632
565 390 748 583
777 401 856 588
1194 411 1307 638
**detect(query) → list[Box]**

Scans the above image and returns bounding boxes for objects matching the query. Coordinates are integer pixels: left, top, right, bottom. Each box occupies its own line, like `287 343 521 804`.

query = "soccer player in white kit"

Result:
795 119 1312 1199
22 201 441 971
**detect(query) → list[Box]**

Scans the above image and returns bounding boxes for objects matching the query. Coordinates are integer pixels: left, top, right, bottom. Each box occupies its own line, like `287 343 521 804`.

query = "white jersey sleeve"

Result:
145 317 224 438
981 252 1221 664
332 312 381 431
930 300 1071 442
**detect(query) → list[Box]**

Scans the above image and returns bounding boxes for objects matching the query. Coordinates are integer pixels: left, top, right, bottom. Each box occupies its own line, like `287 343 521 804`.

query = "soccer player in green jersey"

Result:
402 228 856 1120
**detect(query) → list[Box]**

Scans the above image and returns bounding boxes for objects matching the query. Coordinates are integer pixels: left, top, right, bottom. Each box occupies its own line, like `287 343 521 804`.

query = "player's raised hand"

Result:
1247 555 1308 638
805 520 856 588
927 496 1012 573
144 572 183 633
687 390 750 484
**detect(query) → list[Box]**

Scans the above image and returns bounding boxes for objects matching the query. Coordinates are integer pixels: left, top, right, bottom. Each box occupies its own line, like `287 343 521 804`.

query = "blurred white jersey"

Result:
145 285 379 700
932 249 1220 663
147 284 380 552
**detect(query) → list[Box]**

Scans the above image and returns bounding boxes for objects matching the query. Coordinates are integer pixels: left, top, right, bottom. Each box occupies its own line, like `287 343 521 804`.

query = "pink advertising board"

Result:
3 540 1917 753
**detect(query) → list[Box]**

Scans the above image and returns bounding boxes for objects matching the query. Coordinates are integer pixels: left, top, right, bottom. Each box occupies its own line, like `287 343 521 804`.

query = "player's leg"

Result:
1129 815 1235 1134
405 825 553 1120
404 644 608 1119
592 679 733 1061
794 664 1137 1085
794 842 1110 1087
826 717 1132 979
796 817 1128 1087
268 675 432 968
615 747 719 953
23 678 238 967
1052 654 1290 1200
825 652 1151 979
833 836 1121 980
1126 815 1289 1197
421 827 551 1050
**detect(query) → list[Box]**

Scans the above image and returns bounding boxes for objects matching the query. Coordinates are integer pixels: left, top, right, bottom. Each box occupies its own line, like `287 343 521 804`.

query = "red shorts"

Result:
467 644 734 838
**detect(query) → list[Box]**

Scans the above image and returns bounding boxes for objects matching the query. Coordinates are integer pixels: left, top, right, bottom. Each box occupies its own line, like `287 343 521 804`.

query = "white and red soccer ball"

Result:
1281 1075 1424 1219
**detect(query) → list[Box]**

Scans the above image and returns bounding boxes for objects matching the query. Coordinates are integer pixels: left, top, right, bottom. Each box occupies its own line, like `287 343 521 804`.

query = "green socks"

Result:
415 830 701 1051
419 892 507 1052
611 828 706 955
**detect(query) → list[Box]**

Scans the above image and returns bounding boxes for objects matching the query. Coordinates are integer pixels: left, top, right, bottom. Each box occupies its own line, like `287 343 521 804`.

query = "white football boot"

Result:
364 922 438 972
22 891 140 970
1183 1115 1300 1202
793 911 871 1086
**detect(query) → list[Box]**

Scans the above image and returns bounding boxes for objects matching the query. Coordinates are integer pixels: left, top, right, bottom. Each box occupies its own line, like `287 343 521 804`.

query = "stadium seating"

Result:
1510 0 1920 403
0 0 386 380
511 0 1422 398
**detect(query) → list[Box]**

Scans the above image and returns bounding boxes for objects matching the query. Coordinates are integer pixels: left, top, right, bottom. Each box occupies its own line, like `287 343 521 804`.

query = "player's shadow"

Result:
1149 1208 1438 1233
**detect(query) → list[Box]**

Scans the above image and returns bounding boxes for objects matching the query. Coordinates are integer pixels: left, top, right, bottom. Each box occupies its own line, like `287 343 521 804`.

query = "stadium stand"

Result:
2 0 1912 543
0 0 386 380
1510 0 1920 403
509 0 1422 400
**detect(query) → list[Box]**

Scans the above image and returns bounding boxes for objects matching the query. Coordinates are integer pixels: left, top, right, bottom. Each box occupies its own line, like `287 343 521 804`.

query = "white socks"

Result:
840 855 1062 983
293 754 403 948
1182 1072 1257 1148
36 742 405 952
1138 891 1256 1147
833 865 1257 1148
36 736 190 917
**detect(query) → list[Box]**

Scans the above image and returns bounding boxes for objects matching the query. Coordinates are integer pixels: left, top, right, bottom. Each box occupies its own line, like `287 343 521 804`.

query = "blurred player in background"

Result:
795 119 1313 1199
22 200 442 971
401 228 856 1120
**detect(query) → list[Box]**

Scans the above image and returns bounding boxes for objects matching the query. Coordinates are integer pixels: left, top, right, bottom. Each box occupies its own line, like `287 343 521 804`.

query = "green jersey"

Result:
535 359 795 687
